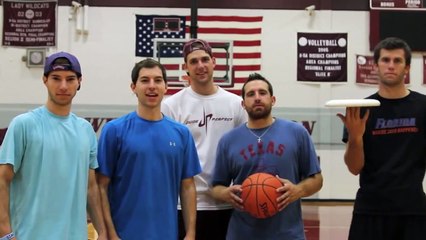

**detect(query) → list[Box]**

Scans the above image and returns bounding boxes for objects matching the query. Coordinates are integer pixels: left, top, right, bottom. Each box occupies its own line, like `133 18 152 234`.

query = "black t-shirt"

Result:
343 91 426 215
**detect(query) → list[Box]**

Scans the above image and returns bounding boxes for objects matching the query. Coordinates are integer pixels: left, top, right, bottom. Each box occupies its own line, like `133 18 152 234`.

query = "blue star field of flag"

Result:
135 15 186 57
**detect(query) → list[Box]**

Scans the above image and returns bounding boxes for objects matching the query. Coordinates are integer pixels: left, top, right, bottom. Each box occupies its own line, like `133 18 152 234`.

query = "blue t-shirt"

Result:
212 118 321 240
0 106 98 240
97 112 201 240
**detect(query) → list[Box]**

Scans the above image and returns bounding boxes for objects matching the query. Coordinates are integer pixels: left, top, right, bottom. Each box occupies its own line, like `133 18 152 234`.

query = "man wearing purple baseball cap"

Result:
162 39 247 240
0 52 106 239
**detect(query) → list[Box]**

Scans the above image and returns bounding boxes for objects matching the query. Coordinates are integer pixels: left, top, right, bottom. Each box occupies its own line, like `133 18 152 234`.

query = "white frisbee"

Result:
325 99 381 107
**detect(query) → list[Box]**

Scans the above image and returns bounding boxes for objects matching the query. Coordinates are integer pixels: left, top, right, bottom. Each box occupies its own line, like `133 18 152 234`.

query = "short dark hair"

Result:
373 37 412 66
131 58 167 84
241 73 274 99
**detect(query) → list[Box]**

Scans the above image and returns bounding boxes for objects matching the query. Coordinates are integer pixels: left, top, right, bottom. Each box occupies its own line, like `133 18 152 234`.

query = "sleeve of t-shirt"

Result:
297 125 321 179
211 135 232 187
0 116 27 173
96 122 119 177
87 124 98 170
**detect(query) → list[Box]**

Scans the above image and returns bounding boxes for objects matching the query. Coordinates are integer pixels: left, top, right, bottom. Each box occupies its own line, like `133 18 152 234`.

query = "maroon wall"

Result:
52 0 369 10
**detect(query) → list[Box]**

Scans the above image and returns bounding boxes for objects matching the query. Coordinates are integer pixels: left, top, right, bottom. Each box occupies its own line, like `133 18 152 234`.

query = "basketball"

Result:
240 172 283 219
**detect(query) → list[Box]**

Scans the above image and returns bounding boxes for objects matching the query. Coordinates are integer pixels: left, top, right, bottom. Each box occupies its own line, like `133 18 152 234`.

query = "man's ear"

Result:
183 63 189 76
404 65 410 76
271 96 276 106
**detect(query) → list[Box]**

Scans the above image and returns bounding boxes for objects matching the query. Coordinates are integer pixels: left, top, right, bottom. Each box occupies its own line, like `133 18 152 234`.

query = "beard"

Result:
378 71 406 87
246 104 272 120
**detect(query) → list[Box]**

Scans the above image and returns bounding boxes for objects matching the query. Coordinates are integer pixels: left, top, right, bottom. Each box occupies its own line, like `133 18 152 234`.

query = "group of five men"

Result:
0 37 425 240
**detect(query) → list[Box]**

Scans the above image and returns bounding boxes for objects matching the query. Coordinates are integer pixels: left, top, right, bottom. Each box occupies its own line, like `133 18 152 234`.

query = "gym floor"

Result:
88 201 353 240
303 201 353 240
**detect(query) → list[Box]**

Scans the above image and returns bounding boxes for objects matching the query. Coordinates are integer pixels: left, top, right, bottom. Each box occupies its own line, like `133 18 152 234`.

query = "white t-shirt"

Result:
162 86 247 210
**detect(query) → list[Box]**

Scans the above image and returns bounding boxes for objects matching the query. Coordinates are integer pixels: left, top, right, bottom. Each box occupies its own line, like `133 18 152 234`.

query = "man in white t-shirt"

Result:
162 39 247 240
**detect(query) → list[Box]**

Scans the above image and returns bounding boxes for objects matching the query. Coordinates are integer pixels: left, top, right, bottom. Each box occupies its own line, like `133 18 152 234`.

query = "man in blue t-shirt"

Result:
210 73 323 240
96 59 201 240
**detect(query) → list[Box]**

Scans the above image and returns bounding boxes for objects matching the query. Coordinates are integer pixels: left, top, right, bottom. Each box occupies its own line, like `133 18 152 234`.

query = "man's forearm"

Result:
97 174 121 239
344 137 365 175
0 186 12 236
296 173 323 198
87 170 106 238
180 178 197 239
0 166 14 236
87 185 106 236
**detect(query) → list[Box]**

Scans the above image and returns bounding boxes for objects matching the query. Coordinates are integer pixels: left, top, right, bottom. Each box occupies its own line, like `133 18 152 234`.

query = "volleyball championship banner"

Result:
2 0 56 47
297 32 347 83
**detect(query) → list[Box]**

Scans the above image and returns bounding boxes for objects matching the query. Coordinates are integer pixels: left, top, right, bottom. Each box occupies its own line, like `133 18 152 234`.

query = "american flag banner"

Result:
135 14 263 95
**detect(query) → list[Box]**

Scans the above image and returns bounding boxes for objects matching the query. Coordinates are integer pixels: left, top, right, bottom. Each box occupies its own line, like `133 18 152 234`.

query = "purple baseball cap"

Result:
43 52 82 77
182 39 213 61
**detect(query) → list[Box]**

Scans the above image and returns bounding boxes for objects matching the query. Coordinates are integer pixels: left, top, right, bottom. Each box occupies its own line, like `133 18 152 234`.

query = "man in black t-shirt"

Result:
337 37 426 240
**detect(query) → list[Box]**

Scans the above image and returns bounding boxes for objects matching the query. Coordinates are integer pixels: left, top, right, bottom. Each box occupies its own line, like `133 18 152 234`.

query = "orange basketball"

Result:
241 172 283 219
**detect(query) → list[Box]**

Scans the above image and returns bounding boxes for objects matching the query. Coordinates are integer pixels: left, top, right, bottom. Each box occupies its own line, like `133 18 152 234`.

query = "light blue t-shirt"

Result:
0 106 98 240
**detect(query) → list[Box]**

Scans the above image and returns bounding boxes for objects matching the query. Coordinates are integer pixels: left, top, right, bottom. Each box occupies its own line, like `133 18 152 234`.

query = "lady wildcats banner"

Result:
2 0 56 47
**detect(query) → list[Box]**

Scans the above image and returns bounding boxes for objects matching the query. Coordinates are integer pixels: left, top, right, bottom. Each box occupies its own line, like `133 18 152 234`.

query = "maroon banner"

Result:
356 54 410 85
423 56 426 84
297 32 347 82
356 55 379 84
2 0 56 47
370 0 424 9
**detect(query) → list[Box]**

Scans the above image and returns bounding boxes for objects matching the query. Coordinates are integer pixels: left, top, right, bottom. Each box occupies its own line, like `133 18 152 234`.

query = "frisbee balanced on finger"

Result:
325 99 381 107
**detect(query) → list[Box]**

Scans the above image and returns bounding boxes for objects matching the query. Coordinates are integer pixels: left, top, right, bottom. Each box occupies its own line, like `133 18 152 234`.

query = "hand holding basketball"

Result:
276 178 299 211
240 172 283 218
225 185 244 210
